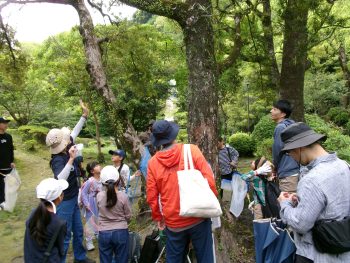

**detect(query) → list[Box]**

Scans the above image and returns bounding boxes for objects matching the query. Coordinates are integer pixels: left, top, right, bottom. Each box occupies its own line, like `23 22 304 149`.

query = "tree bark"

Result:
279 0 310 122
182 1 218 167
339 43 350 108
261 0 280 92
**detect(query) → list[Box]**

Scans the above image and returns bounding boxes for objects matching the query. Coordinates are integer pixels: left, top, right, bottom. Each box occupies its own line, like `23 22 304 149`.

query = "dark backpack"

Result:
139 230 163 263
255 180 281 218
128 231 141 263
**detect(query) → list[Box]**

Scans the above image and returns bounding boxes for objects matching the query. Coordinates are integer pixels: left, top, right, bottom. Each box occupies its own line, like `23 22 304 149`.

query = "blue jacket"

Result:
272 119 299 178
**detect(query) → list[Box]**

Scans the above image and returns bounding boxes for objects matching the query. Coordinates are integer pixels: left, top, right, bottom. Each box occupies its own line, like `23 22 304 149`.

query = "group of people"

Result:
218 99 350 263
1 98 350 263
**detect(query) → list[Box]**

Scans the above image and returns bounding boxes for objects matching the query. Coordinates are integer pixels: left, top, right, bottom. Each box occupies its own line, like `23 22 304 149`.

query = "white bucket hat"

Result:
100 165 120 184
36 178 68 201
46 127 71 154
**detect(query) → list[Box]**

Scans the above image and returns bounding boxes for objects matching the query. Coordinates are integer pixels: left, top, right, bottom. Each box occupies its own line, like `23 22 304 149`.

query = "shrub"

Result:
326 107 349 127
18 125 49 144
324 130 350 152
255 138 273 161
177 129 188 143
305 114 334 135
24 139 36 151
228 132 255 156
251 115 275 143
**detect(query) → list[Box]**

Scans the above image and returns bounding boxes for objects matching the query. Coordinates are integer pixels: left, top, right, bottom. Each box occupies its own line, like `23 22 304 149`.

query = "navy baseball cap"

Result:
108 149 126 159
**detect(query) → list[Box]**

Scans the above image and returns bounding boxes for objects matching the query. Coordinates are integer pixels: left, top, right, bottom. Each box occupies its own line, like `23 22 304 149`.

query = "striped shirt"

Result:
280 153 350 262
218 146 239 175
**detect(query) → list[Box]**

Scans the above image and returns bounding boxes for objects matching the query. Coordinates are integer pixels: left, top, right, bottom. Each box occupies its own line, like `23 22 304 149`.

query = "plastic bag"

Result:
229 172 247 217
211 216 221 230
3 169 21 212
220 179 232 191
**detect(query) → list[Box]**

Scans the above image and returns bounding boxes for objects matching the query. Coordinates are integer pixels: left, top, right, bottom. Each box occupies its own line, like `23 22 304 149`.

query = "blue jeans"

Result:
57 197 86 262
165 219 214 263
99 229 129 263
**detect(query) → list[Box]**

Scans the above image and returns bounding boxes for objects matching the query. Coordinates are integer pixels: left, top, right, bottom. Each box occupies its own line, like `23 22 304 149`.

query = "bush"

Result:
255 138 273 161
24 139 36 151
177 129 188 143
326 107 349 127
324 130 350 152
18 125 49 144
251 115 275 143
305 114 334 135
228 132 255 156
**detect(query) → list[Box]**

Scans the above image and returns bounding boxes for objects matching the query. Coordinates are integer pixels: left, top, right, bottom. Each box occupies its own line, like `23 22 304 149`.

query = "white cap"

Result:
100 165 119 184
36 178 69 201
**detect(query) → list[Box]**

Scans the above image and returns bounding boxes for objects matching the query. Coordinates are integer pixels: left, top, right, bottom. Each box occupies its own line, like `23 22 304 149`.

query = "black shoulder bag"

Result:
42 221 65 263
312 216 350 254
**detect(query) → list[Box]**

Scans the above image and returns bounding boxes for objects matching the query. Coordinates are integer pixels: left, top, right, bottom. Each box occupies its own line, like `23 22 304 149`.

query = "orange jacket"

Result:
146 143 218 228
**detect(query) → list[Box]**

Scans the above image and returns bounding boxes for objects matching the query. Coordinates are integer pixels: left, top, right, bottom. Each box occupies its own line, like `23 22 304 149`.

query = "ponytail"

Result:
106 180 118 208
28 200 52 246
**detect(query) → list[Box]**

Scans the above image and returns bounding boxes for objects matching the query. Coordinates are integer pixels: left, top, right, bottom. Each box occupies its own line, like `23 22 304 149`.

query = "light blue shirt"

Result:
280 153 350 262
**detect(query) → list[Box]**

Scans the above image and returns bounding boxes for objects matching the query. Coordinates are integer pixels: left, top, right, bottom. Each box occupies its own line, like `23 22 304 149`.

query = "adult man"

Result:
0 117 15 209
147 120 218 263
270 100 299 192
278 122 350 263
218 137 239 197
109 149 141 188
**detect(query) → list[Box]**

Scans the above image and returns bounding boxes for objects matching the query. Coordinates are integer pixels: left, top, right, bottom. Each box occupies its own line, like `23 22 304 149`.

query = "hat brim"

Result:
0 120 10 123
57 179 69 192
281 133 326 153
109 150 115 155
151 122 179 147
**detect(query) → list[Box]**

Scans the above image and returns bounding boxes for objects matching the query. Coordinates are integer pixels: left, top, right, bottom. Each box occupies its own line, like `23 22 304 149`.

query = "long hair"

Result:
28 200 52 246
105 180 118 208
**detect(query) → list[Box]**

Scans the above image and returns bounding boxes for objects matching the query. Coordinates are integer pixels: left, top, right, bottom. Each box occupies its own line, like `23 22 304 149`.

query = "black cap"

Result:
0 117 10 123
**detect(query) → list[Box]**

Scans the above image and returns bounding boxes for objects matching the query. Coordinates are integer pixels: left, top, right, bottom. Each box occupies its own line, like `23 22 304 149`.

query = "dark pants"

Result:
0 168 12 203
295 255 314 263
99 229 129 263
165 219 214 263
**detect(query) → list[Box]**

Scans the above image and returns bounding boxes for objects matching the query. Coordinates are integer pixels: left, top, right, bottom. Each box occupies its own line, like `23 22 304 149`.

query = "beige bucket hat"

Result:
46 127 71 154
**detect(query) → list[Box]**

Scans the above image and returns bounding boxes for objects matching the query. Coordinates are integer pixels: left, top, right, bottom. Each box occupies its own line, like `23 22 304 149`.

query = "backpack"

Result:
255 180 281 218
128 231 141 263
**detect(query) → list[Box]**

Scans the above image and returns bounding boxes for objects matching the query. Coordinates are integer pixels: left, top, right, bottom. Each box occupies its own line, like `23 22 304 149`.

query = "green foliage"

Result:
228 132 255 156
305 114 334 135
326 107 350 126
255 138 274 161
23 139 36 151
324 130 350 152
18 125 49 144
177 129 188 143
251 115 276 143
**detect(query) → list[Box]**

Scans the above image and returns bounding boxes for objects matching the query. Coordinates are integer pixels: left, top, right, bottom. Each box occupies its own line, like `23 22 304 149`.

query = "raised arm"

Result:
70 100 89 142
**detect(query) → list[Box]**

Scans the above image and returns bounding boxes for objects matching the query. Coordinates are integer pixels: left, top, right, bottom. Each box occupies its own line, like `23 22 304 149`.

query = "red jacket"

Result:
146 143 218 228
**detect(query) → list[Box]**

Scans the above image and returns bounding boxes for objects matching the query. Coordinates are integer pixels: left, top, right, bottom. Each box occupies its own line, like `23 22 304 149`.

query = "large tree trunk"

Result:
262 0 280 92
279 0 310 122
339 43 350 108
182 0 218 167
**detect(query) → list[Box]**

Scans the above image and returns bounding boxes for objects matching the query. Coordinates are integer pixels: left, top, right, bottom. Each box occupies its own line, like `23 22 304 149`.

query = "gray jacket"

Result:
280 153 350 262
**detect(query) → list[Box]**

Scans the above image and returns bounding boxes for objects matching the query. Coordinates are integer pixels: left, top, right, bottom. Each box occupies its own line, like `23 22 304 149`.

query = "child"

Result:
97 165 132 263
240 157 276 219
81 161 102 251
24 178 68 262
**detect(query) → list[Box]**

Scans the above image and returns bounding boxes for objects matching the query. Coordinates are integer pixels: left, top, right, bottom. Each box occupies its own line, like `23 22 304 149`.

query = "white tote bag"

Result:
177 144 222 218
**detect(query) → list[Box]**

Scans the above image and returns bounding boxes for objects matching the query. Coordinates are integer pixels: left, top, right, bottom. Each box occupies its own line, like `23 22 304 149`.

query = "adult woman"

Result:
24 178 68 263
46 100 94 263
97 166 131 263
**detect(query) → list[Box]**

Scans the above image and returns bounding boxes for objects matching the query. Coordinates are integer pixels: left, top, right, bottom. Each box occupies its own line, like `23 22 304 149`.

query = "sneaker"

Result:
74 257 96 263
0 202 4 211
86 240 95 251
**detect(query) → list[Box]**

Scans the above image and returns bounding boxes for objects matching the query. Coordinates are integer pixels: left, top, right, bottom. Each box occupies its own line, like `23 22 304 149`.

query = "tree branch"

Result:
117 0 188 25
0 14 17 68
217 13 243 75
86 0 119 25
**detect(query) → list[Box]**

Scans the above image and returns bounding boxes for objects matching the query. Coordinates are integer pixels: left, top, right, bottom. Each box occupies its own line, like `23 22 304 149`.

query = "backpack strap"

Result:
42 220 65 263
